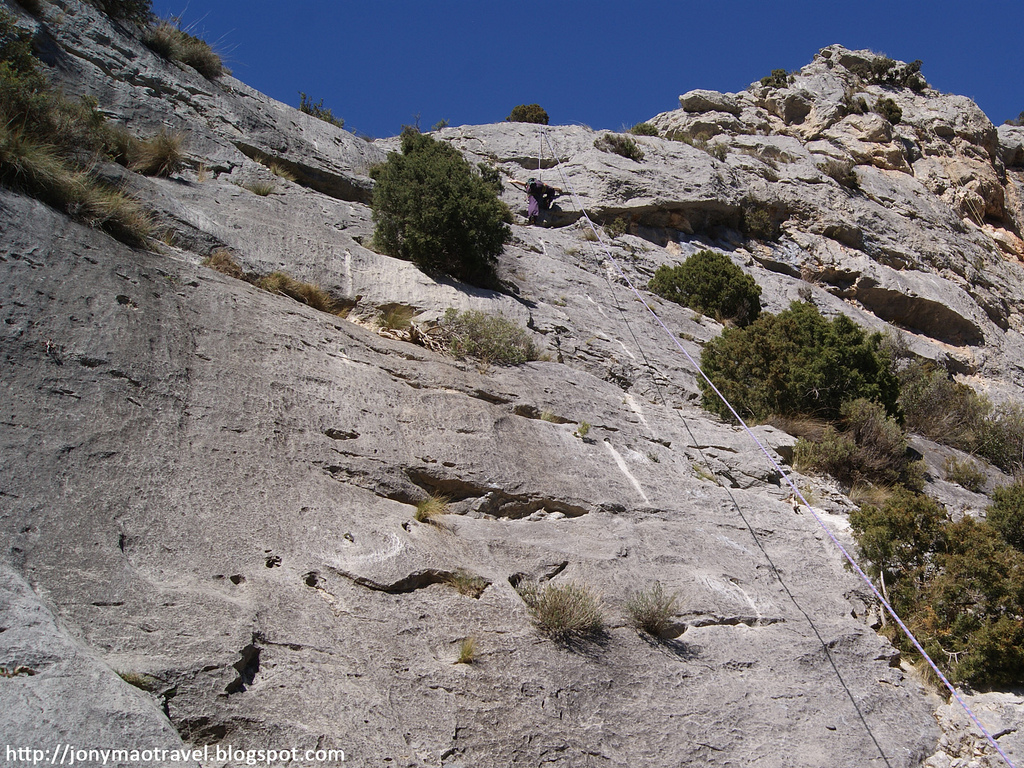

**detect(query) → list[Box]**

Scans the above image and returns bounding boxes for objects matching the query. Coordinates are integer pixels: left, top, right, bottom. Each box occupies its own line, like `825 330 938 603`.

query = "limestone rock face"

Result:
2 4 1023 767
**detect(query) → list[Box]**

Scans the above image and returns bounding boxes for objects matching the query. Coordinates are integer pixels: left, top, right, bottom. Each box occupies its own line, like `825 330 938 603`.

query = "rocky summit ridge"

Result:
2 2 1024 767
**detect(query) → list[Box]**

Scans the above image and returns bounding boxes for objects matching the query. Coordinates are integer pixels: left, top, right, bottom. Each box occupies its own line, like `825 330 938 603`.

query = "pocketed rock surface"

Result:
3 2 1024 766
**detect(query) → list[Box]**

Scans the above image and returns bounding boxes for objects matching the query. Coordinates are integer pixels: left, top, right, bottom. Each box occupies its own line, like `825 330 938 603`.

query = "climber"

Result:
509 177 561 225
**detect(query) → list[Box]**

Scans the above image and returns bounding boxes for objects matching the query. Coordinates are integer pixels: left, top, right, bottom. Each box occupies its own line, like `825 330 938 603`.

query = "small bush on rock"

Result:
794 398 921 489
846 57 927 92
943 456 986 493
629 122 659 137
760 69 792 89
299 92 344 128
699 301 899 423
874 97 903 125
435 309 538 366
740 199 782 241
144 20 225 79
648 249 762 327
594 133 644 162
518 581 604 638
506 104 548 124
371 128 512 287
626 582 679 637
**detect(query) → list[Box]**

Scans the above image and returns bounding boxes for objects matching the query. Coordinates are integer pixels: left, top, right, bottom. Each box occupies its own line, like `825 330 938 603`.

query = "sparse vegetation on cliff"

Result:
86 0 153 23
517 581 605 638
143 19 226 79
594 133 644 162
299 92 344 128
0 10 152 245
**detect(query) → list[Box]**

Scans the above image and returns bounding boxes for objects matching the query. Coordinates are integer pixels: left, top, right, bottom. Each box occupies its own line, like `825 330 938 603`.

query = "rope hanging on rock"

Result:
537 125 1018 768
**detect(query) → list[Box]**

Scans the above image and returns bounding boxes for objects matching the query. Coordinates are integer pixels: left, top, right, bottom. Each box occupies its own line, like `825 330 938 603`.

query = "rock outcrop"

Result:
2 3 1024 766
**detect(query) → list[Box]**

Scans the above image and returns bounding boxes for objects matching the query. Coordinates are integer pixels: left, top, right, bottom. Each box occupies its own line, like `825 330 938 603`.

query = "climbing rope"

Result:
539 126 1018 768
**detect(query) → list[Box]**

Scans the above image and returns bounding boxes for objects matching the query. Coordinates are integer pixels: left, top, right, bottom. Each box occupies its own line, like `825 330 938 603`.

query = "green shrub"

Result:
506 103 548 124
648 249 762 327
845 57 927 92
898 360 1024 474
629 122 659 137
604 216 628 238
518 581 604 638
849 489 949 580
759 69 791 89
699 301 899 423
435 308 537 366
299 92 344 128
988 484 1024 552
841 92 870 116
143 20 225 79
625 582 679 637
851 491 1024 688
943 455 986 492
874 97 903 125
594 133 644 162
740 199 781 240
794 399 920 489
370 128 512 287
899 361 987 444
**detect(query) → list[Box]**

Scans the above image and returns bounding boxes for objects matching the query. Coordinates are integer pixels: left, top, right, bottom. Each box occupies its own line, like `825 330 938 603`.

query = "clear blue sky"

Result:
152 0 1023 139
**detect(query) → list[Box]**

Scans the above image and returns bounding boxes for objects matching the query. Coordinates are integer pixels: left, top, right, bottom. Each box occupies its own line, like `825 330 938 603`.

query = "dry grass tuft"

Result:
240 179 277 196
413 494 450 523
517 581 604 638
848 482 894 508
130 129 186 177
144 20 226 79
444 569 489 598
625 582 679 637
257 272 345 314
203 250 245 280
455 637 477 664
